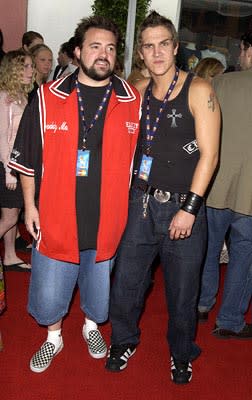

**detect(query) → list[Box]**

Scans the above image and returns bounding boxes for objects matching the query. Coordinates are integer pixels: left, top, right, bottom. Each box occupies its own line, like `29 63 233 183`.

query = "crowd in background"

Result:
0 17 252 386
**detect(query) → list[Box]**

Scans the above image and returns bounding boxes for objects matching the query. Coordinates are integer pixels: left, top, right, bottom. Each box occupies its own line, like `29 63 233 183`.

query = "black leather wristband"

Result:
181 191 203 216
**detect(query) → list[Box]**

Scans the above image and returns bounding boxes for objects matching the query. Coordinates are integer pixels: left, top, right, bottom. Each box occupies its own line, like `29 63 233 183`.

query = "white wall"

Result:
27 0 181 64
27 0 93 61
152 0 181 28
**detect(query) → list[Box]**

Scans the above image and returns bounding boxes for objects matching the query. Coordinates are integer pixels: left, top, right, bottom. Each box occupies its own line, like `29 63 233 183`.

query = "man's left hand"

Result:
169 209 195 240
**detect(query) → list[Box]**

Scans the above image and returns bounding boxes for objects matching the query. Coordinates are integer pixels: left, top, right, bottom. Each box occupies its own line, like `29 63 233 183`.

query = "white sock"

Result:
47 329 62 351
84 318 97 334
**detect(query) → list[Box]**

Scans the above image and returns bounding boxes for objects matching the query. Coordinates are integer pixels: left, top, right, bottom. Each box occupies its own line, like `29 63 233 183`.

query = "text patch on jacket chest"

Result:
46 121 69 133
125 121 139 134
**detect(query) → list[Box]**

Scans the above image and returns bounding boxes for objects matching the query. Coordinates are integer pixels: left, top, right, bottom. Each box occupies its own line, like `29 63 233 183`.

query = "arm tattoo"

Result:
208 93 215 112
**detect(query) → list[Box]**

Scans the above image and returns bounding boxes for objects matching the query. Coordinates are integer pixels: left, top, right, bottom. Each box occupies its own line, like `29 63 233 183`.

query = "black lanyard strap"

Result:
75 79 113 150
145 67 179 154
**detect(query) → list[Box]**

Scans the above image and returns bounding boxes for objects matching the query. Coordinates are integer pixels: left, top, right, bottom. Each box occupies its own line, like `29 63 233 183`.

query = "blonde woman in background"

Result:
0 49 34 271
28 43 53 103
194 57 225 82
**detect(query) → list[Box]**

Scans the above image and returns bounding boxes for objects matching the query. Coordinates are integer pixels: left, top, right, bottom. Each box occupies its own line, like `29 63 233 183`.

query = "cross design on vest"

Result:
167 109 182 128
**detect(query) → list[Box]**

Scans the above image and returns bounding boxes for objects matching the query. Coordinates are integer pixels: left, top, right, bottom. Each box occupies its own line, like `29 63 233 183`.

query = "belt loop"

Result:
173 193 180 204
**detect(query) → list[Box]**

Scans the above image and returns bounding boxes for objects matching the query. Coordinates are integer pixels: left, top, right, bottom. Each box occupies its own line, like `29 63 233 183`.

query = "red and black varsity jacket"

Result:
9 72 141 263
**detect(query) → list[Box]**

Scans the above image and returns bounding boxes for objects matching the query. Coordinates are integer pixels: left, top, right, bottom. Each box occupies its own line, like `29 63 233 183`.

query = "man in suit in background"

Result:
198 31 252 339
52 39 78 80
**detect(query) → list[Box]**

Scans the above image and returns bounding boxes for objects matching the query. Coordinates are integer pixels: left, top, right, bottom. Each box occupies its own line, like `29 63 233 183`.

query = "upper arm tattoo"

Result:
208 92 216 112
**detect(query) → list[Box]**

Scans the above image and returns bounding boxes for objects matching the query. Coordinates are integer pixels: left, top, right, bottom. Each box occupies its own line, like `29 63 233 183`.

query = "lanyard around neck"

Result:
75 79 112 150
145 66 179 154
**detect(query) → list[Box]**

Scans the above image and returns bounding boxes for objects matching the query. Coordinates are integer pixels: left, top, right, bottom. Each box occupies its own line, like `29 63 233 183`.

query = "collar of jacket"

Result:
49 68 136 103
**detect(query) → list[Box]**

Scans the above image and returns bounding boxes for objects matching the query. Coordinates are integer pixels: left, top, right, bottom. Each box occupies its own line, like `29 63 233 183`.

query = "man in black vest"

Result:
106 11 220 384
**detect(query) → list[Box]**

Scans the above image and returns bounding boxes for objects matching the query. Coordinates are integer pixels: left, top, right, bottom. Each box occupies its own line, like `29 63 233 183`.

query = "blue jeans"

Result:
109 188 207 362
28 248 114 325
198 207 252 332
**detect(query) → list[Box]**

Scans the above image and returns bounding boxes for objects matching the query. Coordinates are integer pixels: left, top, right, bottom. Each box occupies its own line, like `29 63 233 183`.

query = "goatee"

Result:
79 58 113 81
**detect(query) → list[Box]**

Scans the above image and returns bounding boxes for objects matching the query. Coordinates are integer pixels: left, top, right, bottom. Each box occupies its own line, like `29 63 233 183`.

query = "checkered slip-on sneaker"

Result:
82 325 107 359
30 340 64 373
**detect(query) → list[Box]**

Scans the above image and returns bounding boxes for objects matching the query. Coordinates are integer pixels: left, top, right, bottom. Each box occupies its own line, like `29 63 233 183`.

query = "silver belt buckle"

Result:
153 189 171 203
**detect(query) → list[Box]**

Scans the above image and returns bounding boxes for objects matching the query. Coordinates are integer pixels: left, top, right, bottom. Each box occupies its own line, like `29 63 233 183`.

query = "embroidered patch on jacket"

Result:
183 139 198 154
10 148 21 160
167 109 182 128
125 122 138 134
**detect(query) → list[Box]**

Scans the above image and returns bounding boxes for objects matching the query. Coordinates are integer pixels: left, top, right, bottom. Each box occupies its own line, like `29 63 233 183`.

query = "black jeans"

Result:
109 187 207 362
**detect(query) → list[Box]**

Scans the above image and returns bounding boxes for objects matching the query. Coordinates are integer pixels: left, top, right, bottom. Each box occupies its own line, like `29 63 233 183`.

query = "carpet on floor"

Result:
0 236 252 400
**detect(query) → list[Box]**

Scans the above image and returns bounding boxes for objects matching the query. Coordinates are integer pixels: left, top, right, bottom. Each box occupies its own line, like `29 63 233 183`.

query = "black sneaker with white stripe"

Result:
105 344 136 372
30 340 64 373
171 356 192 384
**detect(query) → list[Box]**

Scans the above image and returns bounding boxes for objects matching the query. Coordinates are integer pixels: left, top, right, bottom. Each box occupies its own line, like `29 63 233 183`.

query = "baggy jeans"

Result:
109 188 207 362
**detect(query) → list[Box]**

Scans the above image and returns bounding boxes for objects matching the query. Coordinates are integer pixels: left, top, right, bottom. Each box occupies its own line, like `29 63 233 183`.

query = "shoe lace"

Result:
174 359 189 372
109 345 130 358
